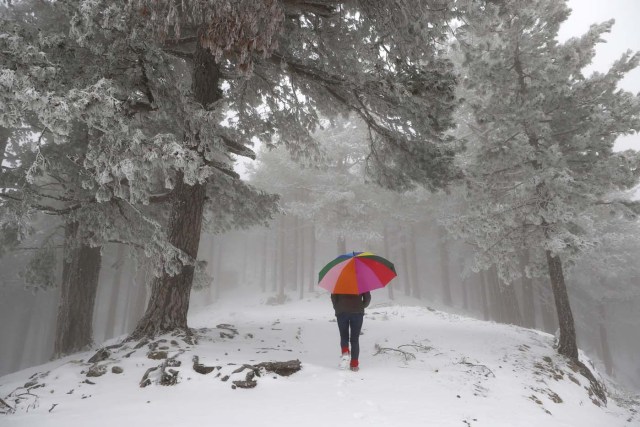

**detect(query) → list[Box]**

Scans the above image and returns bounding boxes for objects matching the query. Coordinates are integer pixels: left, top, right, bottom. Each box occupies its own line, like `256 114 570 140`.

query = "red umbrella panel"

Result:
318 251 397 295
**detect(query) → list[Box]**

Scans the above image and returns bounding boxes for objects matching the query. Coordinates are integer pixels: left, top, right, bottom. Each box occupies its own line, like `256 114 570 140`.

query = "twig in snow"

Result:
373 344 416 361
458 358 495 377
48 403 58 413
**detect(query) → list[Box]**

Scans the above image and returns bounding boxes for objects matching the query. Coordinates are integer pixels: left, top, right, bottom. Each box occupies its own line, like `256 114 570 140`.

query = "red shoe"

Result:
350 359 359 371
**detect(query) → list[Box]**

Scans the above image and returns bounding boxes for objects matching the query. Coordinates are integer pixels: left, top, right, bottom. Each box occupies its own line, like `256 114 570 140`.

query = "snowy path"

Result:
0 293 637 427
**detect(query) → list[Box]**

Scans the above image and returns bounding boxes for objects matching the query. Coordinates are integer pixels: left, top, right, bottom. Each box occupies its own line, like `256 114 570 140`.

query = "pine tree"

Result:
452 0 640 361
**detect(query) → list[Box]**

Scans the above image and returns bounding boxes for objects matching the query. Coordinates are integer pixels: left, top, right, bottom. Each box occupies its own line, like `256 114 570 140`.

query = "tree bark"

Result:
546 251 578 360
130 29 220 338
53 221 102 357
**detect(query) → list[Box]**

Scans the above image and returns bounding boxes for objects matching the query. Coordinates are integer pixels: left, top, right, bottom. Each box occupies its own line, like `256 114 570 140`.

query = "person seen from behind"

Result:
331 291 371 371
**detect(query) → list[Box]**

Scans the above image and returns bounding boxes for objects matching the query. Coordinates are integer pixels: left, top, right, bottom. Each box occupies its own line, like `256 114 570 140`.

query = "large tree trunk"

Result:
130 30 220 338
131 177 206 338
53 221 102 357
545 251 578 360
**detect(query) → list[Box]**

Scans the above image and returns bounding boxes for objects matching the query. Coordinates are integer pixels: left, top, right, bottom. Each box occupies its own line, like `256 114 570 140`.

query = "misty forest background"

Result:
1 0 640 395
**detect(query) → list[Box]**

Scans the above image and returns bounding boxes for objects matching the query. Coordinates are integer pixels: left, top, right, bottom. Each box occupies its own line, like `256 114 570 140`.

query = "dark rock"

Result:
86 364 107 378
147 351 168 360
221 375 230 382
232 380 257 389
255 360 302 377
140 366 159 388
88 348 110 364
24 380 38 388
191 356 212 374
82 379 96 385
134 340 150 350
123 351 136 358
112 366 124 374
159 368 179 386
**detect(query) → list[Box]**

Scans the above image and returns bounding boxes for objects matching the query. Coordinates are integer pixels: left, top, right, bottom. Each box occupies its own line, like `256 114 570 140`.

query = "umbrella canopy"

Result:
318 251 397 295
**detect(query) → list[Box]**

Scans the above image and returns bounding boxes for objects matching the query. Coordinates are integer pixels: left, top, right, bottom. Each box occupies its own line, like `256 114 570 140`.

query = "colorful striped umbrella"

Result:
318 251 397 294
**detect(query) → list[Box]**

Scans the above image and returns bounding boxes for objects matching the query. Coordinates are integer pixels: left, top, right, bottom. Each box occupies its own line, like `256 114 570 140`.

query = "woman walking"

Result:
331 292 371 371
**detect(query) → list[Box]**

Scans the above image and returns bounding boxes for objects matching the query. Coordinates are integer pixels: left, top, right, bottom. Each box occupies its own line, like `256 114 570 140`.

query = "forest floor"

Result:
0 291 638 427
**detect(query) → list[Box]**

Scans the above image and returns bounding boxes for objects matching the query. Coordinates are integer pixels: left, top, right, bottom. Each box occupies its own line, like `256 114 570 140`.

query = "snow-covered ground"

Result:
1 291 638 427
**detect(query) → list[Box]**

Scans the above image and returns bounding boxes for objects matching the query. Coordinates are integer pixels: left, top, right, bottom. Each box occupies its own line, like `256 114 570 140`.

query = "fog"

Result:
2 214 639 392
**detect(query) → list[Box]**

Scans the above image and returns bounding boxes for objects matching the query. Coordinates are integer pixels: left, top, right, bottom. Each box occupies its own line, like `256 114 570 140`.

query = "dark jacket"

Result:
331 292 371 315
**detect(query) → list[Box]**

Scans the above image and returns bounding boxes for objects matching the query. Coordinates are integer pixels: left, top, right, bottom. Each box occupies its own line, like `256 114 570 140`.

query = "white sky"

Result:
559 0 640 151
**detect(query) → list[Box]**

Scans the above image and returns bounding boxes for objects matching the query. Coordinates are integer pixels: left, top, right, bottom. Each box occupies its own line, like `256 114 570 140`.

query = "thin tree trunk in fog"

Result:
479 271 489 321
208 237 217 302
401 245 411 296
104 245 126 339
54 221 102 356
271 228 278 292
597 301 614 376
298 219 305 299
241 234 249 285
520 250 535 328
538 279 557 334
337 235 346 255
438 227 453 306
487 266 504 322
383 225 394 300
308 224 316 292
278 217 286 297
461 276 469 311
545 251 578 360
260 233 268 292
131 32 218 339
293 217 300 294
500 283 523 326
126 257 148 332
409 226 420 299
